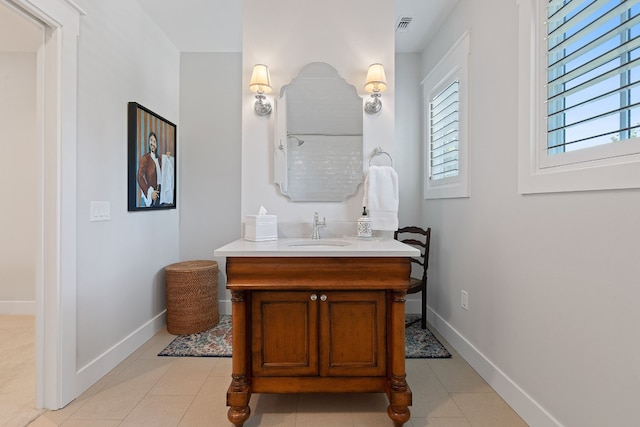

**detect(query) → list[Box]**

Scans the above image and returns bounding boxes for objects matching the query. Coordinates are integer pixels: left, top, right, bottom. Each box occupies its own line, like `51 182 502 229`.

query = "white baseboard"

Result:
0 300 36 315
427 307 563 427
74 310 167 397
220 299 232 316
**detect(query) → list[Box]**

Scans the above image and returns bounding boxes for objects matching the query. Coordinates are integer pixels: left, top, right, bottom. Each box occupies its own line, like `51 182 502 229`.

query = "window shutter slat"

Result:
545 0 640 154
430 80 460 180
548 13 640 72
548 35 640 91
548 0 629 49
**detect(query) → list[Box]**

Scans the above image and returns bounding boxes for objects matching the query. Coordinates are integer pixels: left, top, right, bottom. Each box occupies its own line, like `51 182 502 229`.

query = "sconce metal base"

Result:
254 94 272 116
364 94 382 114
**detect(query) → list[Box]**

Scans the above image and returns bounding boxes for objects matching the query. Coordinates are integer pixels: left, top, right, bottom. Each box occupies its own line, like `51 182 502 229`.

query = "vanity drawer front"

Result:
251 291 319 377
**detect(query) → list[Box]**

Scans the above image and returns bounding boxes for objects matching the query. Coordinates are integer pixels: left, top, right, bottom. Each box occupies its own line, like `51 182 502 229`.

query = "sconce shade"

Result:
364 63 387 93
249 64 272 94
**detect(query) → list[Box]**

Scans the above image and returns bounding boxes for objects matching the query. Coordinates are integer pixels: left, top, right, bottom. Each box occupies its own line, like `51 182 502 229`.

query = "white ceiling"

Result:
394 0 458 53
135 0 457 54
0 0 456 54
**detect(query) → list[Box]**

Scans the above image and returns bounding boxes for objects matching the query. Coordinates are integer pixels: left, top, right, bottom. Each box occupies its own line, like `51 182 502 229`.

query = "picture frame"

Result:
127 102 177 211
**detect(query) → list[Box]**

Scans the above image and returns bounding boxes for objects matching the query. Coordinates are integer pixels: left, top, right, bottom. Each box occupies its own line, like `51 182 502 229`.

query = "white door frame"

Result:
3 0 83 409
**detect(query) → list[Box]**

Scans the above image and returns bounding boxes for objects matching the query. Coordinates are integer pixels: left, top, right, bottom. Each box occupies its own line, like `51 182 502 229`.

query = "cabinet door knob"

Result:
320 294 328 302
310 294 318 301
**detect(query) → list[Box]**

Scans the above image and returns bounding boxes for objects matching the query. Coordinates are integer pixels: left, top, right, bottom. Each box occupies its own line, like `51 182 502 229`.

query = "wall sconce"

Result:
249 64 272 116
364 63 387 114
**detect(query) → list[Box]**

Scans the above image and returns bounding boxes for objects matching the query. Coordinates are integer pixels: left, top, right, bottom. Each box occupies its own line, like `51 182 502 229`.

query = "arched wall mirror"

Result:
274 62 363 202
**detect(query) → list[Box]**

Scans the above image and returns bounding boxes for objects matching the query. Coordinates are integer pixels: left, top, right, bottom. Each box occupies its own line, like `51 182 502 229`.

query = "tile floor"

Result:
0 315 44 427
28 325 527 427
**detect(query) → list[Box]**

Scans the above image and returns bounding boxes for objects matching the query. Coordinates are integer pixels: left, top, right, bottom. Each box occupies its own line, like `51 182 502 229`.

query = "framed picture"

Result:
127 102 177 211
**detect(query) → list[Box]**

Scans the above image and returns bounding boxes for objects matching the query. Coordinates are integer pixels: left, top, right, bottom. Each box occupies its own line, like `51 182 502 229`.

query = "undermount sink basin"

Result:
287 239 351 247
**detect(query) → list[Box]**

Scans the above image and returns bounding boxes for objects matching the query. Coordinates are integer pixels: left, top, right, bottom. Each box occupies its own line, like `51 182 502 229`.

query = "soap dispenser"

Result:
357 207 372 238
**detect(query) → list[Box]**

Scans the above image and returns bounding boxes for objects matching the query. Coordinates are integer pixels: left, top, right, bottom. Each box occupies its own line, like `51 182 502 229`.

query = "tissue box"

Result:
245 215 278 241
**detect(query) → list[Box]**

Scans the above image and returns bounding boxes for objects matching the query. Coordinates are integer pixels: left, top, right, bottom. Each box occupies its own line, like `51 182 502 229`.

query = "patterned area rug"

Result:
404 315 452 358
158 314 451 358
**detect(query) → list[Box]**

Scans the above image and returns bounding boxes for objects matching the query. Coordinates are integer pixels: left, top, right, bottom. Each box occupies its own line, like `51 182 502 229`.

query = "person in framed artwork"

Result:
137 131 162 207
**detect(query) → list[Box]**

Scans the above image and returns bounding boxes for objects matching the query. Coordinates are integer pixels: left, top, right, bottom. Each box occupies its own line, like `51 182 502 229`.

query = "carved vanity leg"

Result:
387 373 411 427
227 290 251 427
386 289 412 427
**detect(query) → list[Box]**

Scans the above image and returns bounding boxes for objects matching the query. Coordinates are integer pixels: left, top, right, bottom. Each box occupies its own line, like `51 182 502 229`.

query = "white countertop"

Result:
213 237 420 257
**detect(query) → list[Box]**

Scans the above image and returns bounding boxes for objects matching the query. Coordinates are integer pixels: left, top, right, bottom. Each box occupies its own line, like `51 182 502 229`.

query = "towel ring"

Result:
369 147 393 167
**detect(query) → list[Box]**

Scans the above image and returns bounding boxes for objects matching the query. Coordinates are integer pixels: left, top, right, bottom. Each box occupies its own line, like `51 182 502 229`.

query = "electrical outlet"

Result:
461 290 468 310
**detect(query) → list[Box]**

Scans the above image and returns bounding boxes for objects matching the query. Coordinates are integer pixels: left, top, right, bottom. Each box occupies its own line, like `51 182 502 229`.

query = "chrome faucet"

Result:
311 212 326 239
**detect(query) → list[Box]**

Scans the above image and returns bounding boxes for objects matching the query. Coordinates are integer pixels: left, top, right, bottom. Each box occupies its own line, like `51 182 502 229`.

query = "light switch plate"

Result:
90 201 110 221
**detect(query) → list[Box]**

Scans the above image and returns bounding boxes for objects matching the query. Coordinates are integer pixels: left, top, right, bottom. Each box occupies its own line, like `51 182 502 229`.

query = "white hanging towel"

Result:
362 165 399 231
160 154 175 204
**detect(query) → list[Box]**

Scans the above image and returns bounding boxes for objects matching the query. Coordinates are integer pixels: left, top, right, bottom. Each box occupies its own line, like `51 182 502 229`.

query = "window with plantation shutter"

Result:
546 0 640 155
430 80 460 181
424 32 469 199
518 0 640 193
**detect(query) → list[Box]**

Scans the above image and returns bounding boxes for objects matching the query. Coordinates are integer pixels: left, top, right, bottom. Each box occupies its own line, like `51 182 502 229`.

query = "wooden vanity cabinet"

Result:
225 256 412 427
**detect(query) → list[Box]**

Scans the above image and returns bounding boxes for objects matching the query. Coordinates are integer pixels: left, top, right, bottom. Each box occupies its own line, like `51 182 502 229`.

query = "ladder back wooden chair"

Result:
394 226 431 329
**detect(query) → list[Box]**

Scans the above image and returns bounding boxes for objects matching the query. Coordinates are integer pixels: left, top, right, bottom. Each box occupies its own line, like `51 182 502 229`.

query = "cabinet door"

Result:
251 291 319 377
319 290 386 377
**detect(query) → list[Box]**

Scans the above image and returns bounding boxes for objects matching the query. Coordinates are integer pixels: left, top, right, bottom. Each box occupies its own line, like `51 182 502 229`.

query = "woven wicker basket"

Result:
165 260 218 335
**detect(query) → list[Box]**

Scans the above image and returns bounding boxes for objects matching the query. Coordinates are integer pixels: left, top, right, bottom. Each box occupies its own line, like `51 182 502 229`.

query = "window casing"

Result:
518 0 640 193
424 32 469 199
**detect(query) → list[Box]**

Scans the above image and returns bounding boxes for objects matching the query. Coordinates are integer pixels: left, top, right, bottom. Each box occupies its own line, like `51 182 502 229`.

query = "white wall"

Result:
395 53 423 229
0 2 41 314
240 0 395 237
0 52 37 312
420 1 640 426
183 2 426 316
0 2 41 52
73 0 180 374
179 52 242 306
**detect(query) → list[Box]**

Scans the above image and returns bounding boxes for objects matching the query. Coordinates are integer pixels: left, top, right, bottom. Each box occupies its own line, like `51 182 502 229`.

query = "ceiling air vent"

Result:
396 16 413 33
